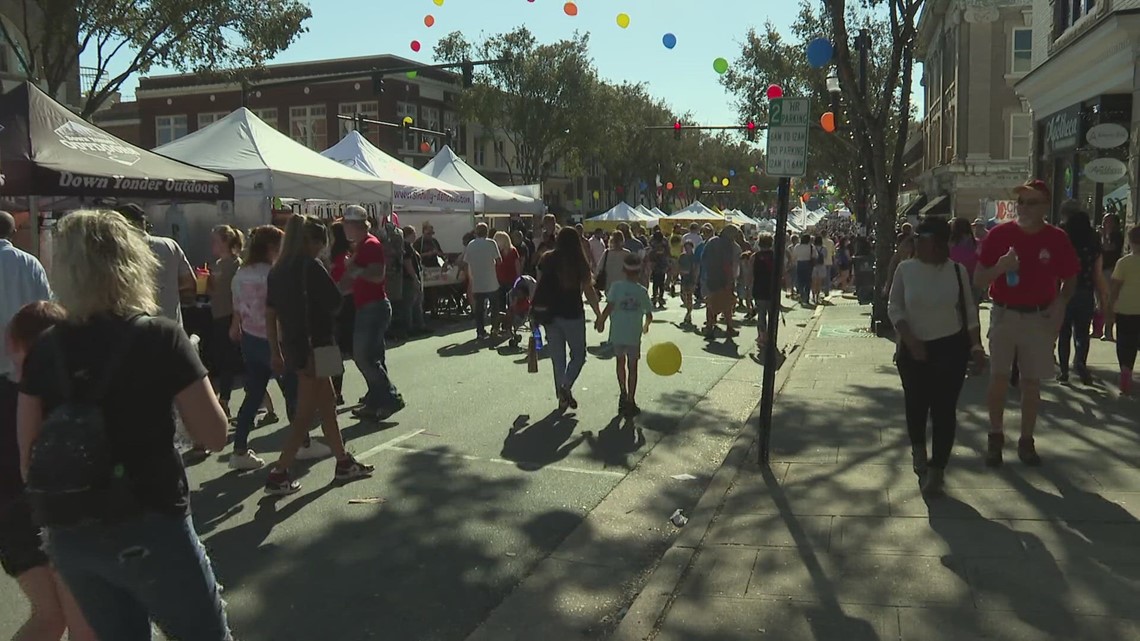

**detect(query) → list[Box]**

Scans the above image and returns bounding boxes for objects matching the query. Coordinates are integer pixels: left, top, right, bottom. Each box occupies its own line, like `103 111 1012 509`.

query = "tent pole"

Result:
29 195 40 258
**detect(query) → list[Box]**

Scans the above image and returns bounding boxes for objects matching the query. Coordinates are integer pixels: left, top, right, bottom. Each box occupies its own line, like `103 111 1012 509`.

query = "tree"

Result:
824 0 923 294
434 26 601 185
0 0 311 118
588 82 679 206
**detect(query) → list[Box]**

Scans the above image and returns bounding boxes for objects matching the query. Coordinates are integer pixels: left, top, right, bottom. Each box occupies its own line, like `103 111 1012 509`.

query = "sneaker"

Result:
985 433 1004 467
921 467 945 496
725 327 740 338
229 450 266 471
334 455 375 481
1018 437 1042 466
297 440 333 461
264 469 301 495
257 412 280 428
375 397 407 421
353 406 383 421
1057 371 1069 383
1076 367 1093 385
627 401 642 417
563 387 578 410
557 388 571 413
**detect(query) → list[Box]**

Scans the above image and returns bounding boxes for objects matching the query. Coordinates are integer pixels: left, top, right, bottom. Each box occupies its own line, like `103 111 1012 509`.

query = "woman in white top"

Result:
596 230 633 298
888 217 986 495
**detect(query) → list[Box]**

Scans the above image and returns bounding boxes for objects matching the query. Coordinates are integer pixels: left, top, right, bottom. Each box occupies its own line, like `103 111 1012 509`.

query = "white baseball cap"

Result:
342 205 368 222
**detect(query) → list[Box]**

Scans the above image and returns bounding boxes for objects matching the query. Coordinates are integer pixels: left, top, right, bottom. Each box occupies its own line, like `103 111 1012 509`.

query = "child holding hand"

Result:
596 254 653 417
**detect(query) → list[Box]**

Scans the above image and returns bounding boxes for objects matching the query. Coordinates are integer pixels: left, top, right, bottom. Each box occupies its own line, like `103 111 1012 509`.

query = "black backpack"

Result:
24 319 143 527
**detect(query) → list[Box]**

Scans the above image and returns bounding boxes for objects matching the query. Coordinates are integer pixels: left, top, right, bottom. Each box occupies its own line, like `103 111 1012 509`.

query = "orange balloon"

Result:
820 111 836 133
424 15 435 27
564 2 578 16
666 181 674 190
802 193 809 202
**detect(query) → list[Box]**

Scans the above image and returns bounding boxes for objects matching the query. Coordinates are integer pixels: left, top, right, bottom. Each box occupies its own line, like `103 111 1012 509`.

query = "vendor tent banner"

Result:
0 82 233 201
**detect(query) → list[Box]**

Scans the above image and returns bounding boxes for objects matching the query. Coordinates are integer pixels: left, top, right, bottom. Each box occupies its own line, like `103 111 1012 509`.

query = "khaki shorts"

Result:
705 288 735 314
988 305 1057 381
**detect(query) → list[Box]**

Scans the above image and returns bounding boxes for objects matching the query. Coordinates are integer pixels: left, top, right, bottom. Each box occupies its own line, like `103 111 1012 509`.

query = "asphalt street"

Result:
0 294 814 641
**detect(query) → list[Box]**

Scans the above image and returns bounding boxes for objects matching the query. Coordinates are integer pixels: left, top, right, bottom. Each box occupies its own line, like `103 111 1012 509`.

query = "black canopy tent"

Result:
0 81 234 203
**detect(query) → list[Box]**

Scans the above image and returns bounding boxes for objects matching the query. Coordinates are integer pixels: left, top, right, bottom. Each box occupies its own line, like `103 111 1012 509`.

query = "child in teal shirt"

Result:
596 254 653 417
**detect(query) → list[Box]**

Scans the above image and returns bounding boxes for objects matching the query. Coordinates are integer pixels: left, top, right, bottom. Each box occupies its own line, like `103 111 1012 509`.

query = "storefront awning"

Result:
918 195 951 217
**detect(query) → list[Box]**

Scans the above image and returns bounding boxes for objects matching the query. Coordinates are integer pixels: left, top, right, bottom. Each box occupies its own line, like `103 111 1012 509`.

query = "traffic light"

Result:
462 60 474 88
401 116 413 129
444 128 454 148
373 74 385 95
745 120 757 142
673 121 682 140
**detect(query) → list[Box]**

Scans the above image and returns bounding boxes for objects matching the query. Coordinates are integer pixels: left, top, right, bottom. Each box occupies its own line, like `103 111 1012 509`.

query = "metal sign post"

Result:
759 97 810 465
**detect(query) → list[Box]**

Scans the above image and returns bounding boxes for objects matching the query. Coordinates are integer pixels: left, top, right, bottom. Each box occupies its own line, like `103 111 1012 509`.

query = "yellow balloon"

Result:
616 13 631 28
433 0 444 5
722 178 730 186
647 342 682 376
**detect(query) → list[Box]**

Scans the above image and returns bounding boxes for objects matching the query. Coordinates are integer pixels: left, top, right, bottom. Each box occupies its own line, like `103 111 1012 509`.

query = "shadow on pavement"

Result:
500 410 585 471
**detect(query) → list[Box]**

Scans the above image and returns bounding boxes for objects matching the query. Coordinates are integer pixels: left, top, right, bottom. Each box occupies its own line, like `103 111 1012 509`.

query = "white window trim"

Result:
197 112 227 129
289 104 327 150
155 114 188 146
1009 112 1031 160
252 108 279 129
1011 27 1032 74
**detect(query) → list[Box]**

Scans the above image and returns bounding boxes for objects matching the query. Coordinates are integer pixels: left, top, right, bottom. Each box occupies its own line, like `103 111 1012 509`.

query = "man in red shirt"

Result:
340 206 404 421
975 179 1078 466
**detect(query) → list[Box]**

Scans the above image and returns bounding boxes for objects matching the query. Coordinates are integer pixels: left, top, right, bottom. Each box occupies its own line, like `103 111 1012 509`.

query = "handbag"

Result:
302 259 345 378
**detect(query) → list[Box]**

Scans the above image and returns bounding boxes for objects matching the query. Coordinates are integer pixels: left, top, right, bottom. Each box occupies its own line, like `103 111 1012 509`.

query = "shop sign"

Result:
1084 157 1128 183
995 200 1018 222
1086 123 1129 149
1044 104 1082 153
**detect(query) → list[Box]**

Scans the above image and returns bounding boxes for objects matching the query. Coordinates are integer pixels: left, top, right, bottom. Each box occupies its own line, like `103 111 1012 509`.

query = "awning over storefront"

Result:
918 195 951 217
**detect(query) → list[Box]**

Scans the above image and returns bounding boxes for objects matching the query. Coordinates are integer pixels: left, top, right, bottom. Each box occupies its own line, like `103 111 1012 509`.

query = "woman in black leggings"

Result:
888 217 986 495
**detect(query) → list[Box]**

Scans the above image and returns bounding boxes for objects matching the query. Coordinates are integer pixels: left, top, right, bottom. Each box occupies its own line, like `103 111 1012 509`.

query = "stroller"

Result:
506 275 538 348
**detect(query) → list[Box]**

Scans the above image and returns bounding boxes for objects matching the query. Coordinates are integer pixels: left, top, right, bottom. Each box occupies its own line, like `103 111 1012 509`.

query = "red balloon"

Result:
766 84 784 100
750 185 758 193
666 181 674 190
410 40 422 52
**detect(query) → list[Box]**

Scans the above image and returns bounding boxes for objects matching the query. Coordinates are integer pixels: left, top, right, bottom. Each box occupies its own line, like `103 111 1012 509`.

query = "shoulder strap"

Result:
954 263 969 333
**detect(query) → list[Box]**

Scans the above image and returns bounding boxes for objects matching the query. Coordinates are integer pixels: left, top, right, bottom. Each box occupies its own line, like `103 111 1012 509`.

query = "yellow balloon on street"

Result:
616 13 631 28
647 342 682 376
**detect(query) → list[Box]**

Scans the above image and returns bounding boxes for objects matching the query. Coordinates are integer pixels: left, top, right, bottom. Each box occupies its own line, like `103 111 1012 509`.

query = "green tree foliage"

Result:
434 26 601 185
0 0 311 118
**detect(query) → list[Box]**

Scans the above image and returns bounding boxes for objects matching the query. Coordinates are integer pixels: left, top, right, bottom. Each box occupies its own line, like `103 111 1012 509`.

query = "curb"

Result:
609 302 829 641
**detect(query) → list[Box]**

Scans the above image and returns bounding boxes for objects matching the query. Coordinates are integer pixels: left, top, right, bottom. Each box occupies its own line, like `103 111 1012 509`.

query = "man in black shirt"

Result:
414 222 445 269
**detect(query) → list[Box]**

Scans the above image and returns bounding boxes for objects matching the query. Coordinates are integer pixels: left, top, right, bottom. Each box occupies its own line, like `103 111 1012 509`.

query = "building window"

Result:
197 112 227 129
155 115 188 146
396 101 418 152
443 112 464 153
1057 0 1095 35
494 140 506 168
289 105 327 150
1011 28 1032 73
253 108 278 130
473 140 487 166
338 101 379 138
1010 113 1031 160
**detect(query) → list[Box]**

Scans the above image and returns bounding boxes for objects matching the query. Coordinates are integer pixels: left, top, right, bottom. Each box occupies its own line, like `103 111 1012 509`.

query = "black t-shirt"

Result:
19 315 205 516
413 236 444 268
752 250 776 300
1074 237 1102 290
0 378 22 506
267 256 342 369
404 241 422 279
536 252 585 320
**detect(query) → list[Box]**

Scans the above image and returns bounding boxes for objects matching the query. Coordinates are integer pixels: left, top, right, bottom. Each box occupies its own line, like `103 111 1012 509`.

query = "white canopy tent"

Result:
322 131 475 252
586 202 658 224
636 204 660 218
650 207 668 218
664 201 723 221
151 108 392 261
419 146 544 215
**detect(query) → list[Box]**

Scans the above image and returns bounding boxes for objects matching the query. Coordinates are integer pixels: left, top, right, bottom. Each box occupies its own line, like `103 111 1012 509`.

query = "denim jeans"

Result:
44 512 231 640
1058 287 1095 374
401 277 427 332
235 332 297 452
545 316 587 393
354 299 400 409
795 261 813 301
473 291 495 335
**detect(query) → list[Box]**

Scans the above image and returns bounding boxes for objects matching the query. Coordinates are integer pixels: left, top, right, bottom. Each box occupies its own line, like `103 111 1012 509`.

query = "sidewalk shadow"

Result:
500 411 585 471
437 338 485 358
582 417 646 469
702 338 743 359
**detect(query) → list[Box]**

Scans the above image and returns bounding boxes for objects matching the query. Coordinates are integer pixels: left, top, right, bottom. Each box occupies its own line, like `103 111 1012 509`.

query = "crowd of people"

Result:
887 178 1138 496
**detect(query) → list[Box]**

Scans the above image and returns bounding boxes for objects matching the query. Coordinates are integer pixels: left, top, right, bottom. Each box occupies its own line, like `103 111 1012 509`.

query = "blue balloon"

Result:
729 169 736 177
662 33 677 49
806 38 833 69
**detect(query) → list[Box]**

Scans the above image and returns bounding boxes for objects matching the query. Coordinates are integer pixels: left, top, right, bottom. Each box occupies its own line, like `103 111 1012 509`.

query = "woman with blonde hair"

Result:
17 209 231 639
208 224 244 417
263 215 373 495
493 230 522 334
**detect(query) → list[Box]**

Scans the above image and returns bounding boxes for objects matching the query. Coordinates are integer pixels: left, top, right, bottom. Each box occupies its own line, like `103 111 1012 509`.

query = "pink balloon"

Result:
410 40 422 52
766 84 784 99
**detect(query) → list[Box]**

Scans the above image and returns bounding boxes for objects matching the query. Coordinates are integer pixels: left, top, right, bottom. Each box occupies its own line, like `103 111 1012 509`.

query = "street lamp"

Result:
825 68 840 95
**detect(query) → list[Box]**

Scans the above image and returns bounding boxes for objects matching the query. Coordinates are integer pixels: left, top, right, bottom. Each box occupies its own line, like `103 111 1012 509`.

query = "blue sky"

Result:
102 0 829 125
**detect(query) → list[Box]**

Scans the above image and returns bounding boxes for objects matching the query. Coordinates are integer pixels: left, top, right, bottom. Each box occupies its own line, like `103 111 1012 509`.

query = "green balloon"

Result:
406 71 418 79
693 179 701 188
713 57 729 74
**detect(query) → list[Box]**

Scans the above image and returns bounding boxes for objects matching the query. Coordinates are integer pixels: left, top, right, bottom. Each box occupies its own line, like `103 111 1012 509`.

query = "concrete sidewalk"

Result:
613 296 1140 641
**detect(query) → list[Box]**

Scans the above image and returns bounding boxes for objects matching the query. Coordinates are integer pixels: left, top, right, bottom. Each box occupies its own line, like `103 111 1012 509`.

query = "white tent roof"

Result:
154 108 391 203
636 204 659 218
419 146 544 215
724 209 759 227
651 207 668 218
321 131 474 212
664 201 723 220
587 202 658 223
